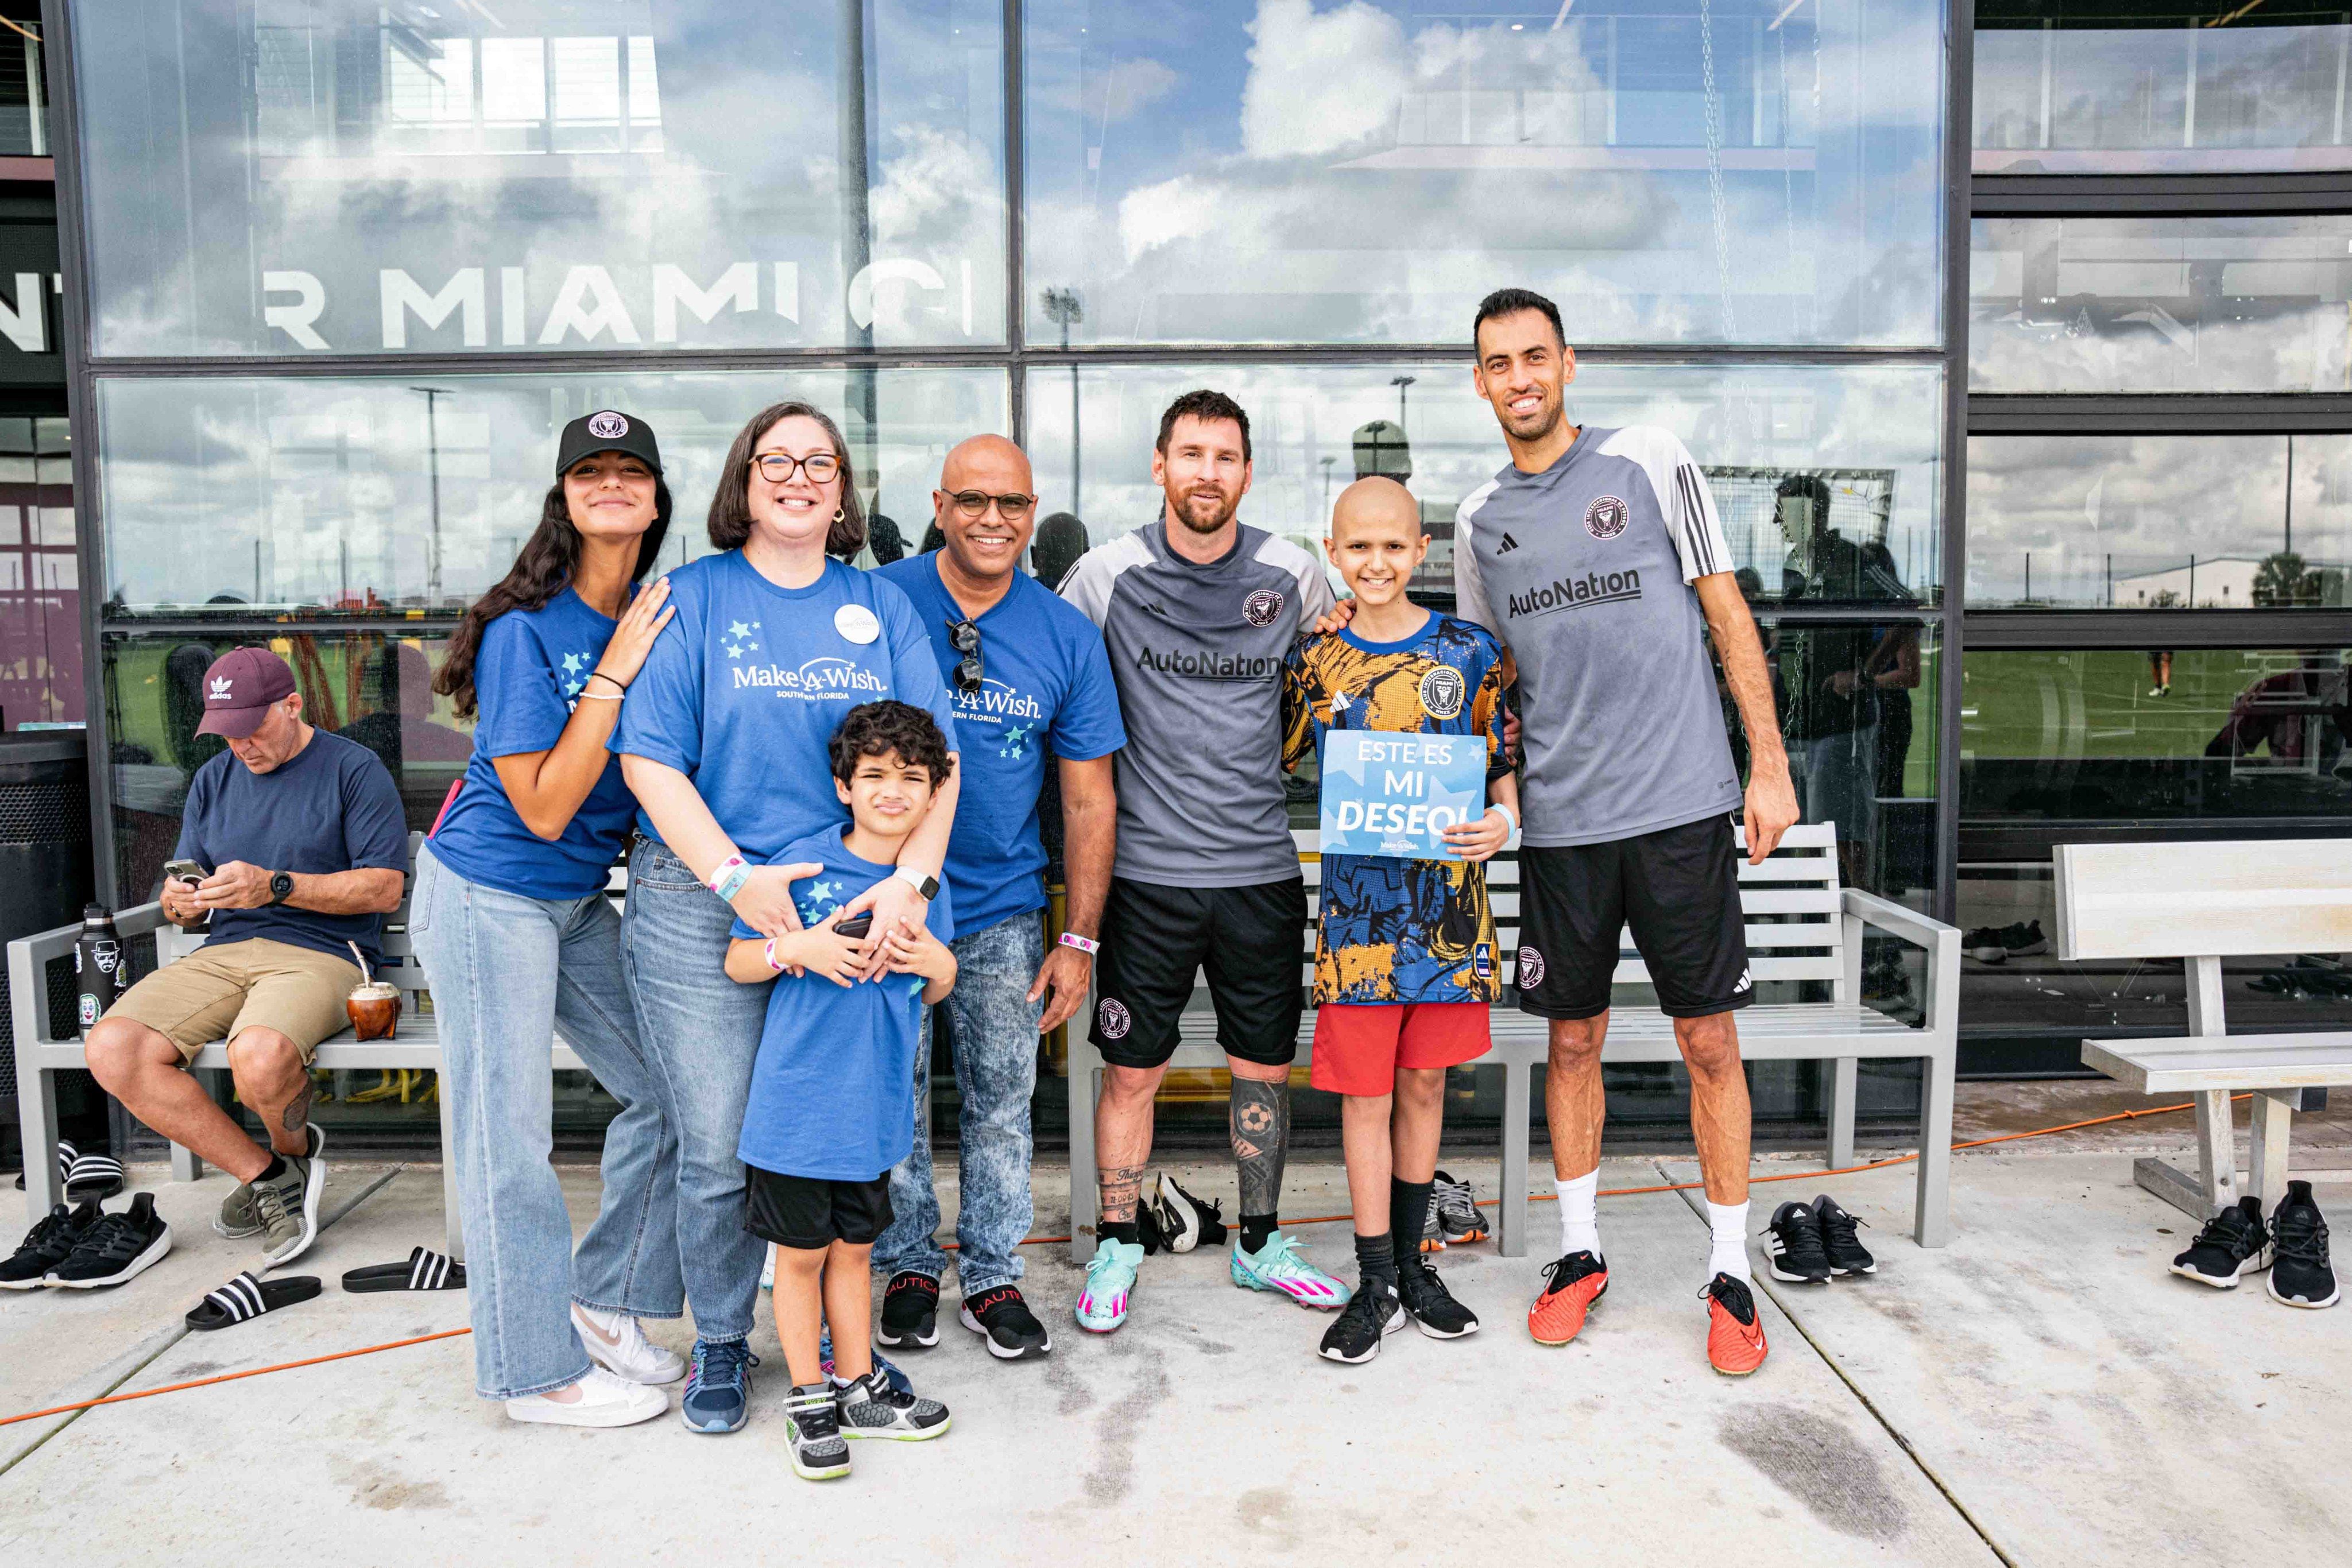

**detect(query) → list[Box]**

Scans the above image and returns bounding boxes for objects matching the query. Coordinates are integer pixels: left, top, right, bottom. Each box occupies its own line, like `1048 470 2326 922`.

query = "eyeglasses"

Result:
752 451 842 485
946 618 983 692
945 489 1037 520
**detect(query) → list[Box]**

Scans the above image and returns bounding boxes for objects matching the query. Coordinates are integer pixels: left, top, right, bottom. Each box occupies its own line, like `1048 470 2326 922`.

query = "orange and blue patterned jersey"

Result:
1282 613 1514 1005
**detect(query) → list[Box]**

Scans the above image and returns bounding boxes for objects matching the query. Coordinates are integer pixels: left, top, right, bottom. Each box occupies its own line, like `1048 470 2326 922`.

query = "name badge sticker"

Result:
834 603 881 645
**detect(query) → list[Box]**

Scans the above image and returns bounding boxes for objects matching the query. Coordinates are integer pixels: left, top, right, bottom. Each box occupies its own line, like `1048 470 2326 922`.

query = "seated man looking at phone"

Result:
84 647 409 1269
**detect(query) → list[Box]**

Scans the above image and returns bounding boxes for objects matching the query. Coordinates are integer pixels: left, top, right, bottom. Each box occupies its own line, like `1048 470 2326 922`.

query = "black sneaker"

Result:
1317 1277 1404 1364
1396 1261 1480 1338
832 1367 950 1440
1764 1200 1832 1283
2266 1181 2339 1309
1963 925 2008 963
2170 1197 2271 1288
959 1284 1053 1360
876 1271 940 1349
2002 919 2049 959
1 1200 101 1289
782 1384 851 1481
1146 1172 1225 1255
1812 1194 1877 1276
48 1192 173 1288
1432 1171 1489 1247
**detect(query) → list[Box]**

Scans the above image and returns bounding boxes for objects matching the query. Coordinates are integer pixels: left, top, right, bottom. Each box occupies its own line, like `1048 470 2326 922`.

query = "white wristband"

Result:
709 854 751 903
763 936 784 974
1058 931 1100 956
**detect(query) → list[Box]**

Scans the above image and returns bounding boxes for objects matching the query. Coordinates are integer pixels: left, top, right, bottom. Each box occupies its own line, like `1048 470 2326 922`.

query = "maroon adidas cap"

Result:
195 647 299 739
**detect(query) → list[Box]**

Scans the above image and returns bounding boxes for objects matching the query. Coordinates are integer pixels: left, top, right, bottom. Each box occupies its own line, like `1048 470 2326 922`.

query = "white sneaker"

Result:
506 1366 666 1428
573 1302 687 1385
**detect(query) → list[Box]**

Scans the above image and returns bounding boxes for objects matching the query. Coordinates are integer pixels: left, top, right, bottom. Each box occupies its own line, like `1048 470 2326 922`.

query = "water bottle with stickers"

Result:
74 904 132 1037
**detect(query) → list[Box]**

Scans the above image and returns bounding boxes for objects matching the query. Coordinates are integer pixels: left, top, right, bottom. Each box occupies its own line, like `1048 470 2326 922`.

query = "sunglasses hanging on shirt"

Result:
947 618 984 692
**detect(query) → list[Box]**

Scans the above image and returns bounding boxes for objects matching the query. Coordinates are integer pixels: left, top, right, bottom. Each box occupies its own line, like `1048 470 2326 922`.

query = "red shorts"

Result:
1309 1002 1491 1098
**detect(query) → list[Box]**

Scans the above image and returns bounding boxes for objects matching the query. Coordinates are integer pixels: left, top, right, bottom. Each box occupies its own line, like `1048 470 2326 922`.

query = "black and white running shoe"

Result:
1812 1194 1877 1275
1318 1277 1405 1364
1432 1171 1490 1248
960 1285 1053 1359
64 1152 126 1204
1396 1261 1479 1338
1146 1172 1225 1254
1962 925 2009 963
48 1192 173 1288
2267 1181 2339 1309
2171 1197 2272 1288
876 1271 940 1349
1764 1200 1833 1283
832 1368 950 1441
2 1200 102 1289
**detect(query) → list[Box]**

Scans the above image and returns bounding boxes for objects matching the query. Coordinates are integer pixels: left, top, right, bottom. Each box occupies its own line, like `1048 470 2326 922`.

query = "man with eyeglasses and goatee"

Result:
869 435 1125 1362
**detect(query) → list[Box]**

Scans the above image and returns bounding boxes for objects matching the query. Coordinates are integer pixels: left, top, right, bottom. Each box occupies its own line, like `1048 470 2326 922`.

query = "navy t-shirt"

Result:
429 586 641 900
613 552 960 862
733 826 958 1181
173 729 411 971
875 554 1127 935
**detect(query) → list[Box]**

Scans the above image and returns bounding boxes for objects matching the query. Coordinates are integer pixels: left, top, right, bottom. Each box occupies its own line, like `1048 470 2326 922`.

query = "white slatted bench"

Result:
1066 822 1960 1263
2056 838 2352 1220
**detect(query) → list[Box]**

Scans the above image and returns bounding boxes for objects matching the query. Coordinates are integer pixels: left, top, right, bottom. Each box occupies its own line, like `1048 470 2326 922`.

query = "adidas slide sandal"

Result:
186 1271 323 1331
342 1246 466 1293
65 1153 126 1203
15 1140 78 1193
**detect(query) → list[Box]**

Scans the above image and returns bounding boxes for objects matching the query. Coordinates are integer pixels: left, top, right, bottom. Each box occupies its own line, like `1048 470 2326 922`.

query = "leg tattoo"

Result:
1229 1076 1290 1217
282 1073 315 1133
1098 1163 1147 1225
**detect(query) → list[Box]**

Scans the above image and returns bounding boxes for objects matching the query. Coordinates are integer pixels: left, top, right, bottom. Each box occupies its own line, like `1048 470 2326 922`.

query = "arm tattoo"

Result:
282 1073 315 1133
1098 1163 1147 1224
1229 1077 1290 1217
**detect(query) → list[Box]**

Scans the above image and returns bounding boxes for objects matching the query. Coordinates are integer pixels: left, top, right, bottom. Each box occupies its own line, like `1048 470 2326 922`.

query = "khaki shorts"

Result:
105 938 363 1064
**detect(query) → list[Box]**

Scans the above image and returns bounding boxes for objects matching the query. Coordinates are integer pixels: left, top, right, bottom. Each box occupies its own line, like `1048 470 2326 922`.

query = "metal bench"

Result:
1065 822 1960 1263
2056 838 2352 1220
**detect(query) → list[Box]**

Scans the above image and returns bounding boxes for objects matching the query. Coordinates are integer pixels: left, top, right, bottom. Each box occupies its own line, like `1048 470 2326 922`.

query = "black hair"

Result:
707 400 866 557
1472 287 1566 352
830 700 954 788
1155 389 1252 462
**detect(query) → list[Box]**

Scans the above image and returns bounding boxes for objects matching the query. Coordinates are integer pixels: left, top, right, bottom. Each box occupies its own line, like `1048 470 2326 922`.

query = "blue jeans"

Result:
620 837 771 1347
410 845 683 1401
873 913 1043 1296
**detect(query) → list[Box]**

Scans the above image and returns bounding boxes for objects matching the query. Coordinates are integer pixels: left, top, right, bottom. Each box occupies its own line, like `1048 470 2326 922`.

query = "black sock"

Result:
1240 1212 1278 1253
1355 1230 1398 1292
1102 1218 1140 1247
256 1153 287 1183
1391 1179 1434 1270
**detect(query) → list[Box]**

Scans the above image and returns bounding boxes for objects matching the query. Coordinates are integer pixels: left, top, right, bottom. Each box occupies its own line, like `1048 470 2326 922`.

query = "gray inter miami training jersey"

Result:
1456 425 1743 848
1060 521 1336 886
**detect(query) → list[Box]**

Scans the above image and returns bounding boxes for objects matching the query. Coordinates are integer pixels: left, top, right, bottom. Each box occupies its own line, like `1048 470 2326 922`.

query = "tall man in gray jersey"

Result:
1058 389 1348 1334
1455 288 1799 1377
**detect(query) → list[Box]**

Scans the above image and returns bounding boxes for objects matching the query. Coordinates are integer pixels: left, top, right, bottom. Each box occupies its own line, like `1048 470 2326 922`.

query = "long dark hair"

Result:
707 400 866 558
434 475 674 721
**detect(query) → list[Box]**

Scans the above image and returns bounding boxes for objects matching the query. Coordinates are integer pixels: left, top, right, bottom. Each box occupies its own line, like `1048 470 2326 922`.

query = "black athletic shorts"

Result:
743 1165 894 1250
1091 876 1309 1070
1514 814 1753 1021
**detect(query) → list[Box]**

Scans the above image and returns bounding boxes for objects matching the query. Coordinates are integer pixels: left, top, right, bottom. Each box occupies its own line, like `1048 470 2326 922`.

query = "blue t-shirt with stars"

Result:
614 551 958 863
430 585 643 900
733 825 958 1180
876 553 1127 935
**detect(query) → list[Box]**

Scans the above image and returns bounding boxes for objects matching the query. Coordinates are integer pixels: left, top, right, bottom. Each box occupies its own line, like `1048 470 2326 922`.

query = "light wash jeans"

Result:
873 912 1043 1296
410 845 683 1401
619 836 771 1348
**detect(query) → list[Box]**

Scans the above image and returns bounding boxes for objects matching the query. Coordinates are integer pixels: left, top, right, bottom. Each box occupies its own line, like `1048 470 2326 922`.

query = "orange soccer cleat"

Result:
1701 1272 1769 1375
1527 1250 1609 1346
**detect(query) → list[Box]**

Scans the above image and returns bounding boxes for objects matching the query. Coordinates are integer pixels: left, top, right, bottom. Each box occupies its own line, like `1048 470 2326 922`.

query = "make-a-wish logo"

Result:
732 656 887 700
722 619 762 660
953 676 1043 725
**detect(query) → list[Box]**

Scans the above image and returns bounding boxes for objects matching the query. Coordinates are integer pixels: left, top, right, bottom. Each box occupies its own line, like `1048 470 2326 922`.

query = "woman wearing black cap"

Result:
412 410 684 1428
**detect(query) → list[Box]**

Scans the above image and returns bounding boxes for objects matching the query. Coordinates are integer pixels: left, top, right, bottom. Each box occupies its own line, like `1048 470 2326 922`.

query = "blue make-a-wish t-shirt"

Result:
733 826 958 1181
613 552 960 862
875 553 1127 935
174 730 411 971
429 587 641 900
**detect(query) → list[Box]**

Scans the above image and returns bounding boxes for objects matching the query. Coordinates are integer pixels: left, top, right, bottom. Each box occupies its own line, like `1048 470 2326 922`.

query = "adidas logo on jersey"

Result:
1734 969 1753 993
1497 532 1521 553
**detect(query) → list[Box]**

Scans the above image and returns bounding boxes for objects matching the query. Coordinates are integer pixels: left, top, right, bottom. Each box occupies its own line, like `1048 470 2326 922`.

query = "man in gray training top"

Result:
1057 388 1348 1334
1453 287 1798 1377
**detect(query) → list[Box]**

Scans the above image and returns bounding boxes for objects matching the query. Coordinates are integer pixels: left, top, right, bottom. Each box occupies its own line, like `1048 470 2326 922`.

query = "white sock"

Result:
1556 1169 1601 1258
1707 1199 1753 1281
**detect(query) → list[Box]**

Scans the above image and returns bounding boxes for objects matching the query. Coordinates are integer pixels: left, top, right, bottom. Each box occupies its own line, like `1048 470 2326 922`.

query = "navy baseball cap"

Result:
556 409 662 477
195 646 299 739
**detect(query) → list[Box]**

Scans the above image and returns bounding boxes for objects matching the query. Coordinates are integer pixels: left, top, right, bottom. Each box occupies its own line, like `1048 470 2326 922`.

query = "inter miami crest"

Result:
1584 494 1628 540
1241 588 1284 628
587 410 629 440
1417 664 1465 719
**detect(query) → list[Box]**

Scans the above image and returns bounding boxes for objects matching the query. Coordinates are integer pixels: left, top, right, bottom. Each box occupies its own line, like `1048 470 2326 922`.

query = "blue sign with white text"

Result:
1318 730 1486 860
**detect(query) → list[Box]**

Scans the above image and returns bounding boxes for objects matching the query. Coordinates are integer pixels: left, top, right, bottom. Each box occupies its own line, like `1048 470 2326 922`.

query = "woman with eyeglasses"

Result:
613 399 961 1436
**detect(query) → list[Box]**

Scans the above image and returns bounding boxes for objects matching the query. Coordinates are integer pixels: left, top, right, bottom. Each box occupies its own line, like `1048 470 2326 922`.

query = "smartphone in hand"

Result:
833 912 875 940
163 858 207 887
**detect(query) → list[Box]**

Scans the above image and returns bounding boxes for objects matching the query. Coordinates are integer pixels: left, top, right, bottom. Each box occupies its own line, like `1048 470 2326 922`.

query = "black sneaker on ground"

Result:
1763 1200 1832 1283
1812 1194 1877 1276
2170 1197 2272 1288
48 1192 173 1288
833 1368 950 1440
1432 1171 1489 1247
1146 1172 1225 1254
2267 1180 2339 1309
876 1271 940 1349
1318 1278 1404 1364
1963 925 2009 963
960 1284 1053 1359
1 1200 102 1289
2002 919 2049 959
1396 1261 1480 1338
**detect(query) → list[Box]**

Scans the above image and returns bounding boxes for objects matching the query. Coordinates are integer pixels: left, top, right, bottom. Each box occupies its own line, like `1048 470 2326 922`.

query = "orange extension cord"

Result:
0 1094 2236 1430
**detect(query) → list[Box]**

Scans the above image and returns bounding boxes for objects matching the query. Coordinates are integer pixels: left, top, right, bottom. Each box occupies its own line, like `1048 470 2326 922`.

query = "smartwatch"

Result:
892 866 940 900
267 871 295 907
